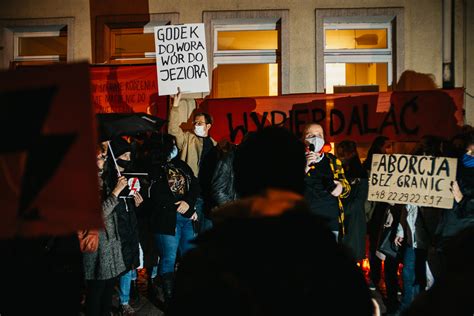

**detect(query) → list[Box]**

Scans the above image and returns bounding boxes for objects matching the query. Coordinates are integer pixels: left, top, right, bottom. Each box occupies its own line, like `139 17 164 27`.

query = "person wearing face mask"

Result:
147 133 199 308
105 137 144 315
168 88 219 234
302 123 351 241
168 88 217 179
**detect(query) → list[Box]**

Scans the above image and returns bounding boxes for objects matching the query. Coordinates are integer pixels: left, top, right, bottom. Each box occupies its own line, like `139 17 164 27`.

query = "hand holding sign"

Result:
451 180 463 203
134 192 143 207
172 87 182 108
154 24 209 95
112 176 128 197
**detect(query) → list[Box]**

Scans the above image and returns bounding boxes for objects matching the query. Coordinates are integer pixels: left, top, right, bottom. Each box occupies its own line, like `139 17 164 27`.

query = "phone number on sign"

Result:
371 190 444 205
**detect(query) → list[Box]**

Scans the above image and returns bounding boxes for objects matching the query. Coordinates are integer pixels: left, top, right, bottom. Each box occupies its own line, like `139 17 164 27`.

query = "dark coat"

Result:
304 154 341 231
399 206 439 250
148 158 199 235
341 156 368 260
115 198 140 271
211 149 237 207
342 178 368 260
83 193 126 280
198 144 221 215
436 164 474 241
384 204 403 247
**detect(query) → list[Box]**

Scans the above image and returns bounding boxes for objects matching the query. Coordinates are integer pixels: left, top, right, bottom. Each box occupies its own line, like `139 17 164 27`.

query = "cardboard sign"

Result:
368 154 457 209
0 63 103 238
154 23 209 95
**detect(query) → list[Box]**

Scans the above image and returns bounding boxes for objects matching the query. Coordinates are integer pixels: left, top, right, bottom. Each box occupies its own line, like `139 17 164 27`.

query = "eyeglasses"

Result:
193 121 207 126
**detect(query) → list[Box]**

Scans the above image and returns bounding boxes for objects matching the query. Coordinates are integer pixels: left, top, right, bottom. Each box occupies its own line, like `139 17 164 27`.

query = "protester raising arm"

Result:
168 88 187 151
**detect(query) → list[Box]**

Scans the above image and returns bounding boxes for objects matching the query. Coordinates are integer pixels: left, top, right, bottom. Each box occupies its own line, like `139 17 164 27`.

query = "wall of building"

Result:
0 0 91 62
465 0 474 126
0 0 472 123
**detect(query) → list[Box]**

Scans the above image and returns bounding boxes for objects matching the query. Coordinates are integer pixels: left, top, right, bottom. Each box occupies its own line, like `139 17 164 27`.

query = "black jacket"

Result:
436 164 474 241
148 158 199 235
399 205 433 250
304 154 340 230
342 178 368 260
115 198 140 271
211 149 237 207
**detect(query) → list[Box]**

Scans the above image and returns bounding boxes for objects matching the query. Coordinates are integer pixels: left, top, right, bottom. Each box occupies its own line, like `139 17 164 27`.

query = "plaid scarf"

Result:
327 153 351 236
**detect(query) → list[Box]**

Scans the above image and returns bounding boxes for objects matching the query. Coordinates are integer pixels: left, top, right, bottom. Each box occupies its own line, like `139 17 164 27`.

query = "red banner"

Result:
89 64 464 143
197 89 464 143
0 63 102 238
90 64 168 119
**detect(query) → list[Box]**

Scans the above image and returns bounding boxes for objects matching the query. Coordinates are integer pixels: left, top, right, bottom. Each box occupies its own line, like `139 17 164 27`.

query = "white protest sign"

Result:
368 154 457 209
154 23 209 95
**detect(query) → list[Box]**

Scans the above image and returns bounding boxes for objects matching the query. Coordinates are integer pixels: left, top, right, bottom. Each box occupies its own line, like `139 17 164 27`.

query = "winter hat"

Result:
109 137 131 158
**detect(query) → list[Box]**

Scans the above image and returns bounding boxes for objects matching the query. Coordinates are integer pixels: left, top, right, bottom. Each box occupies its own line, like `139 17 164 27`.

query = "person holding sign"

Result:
169 88 218 233
83 145 128 316
302 123 350 241
104 138 143 315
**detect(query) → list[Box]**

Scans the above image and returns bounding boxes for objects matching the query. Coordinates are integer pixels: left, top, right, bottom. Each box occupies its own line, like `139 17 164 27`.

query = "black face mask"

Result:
116 159 131 170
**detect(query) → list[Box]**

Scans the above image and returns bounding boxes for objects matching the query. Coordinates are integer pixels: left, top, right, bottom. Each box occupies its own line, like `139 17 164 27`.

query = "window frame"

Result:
211 23 281 98
315 8 405 93
0 18 74 70
109 27 156 63
323 22 393 91
324 22 392 54
95 13 179 64
213 23 279 67
13 30 67 62
203 10 289 96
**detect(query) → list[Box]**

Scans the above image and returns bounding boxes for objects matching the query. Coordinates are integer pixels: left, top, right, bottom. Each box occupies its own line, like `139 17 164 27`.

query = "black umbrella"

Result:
96 113 167 176
96 112 166 142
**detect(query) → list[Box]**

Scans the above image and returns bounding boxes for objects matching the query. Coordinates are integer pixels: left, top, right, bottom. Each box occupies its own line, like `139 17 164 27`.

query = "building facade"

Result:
1 0 473 125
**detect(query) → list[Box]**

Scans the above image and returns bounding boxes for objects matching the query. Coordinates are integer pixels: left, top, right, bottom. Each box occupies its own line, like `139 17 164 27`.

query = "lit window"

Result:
325 29 387 50
96 14 178 64
13 26 67 67
109 27 156 64
213 24 280 98
217 30 278 50
324 23 392 93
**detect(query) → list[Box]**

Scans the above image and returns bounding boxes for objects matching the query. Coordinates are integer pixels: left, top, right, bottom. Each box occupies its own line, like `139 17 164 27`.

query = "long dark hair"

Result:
149 133 177 165
337 140 367 179
412 135 444 157
363 136 389 170
103 149 120 195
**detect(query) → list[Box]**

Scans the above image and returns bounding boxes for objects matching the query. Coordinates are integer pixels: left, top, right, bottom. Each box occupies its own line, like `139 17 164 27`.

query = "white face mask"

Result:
168 145 178 160
194 125 207 137
306 136 325 153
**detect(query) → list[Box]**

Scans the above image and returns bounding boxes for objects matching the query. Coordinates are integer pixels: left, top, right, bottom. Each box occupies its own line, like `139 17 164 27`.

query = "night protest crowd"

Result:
2 90 474 316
